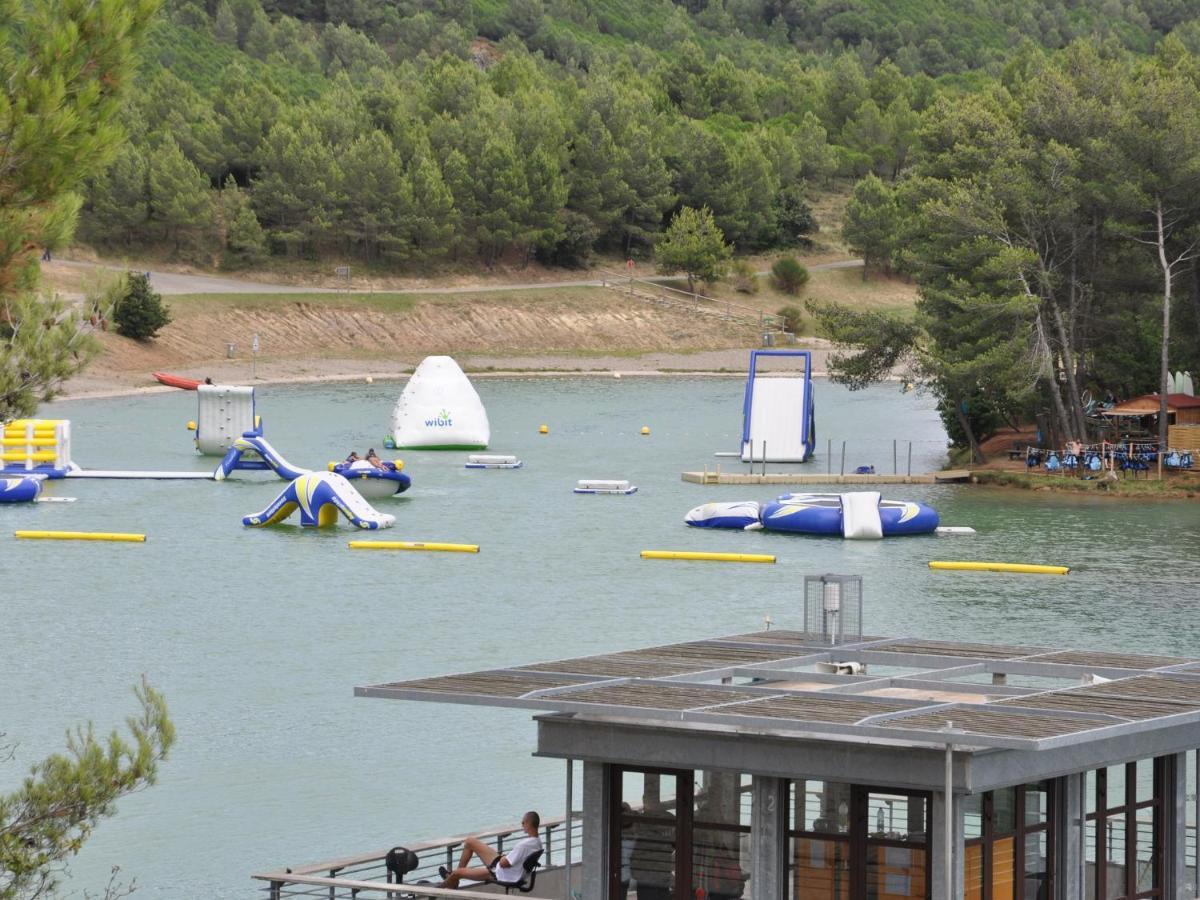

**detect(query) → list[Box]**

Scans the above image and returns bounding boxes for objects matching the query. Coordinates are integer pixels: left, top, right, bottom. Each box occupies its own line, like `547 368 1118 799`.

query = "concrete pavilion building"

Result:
344 624 1200 900
258 579 1199 900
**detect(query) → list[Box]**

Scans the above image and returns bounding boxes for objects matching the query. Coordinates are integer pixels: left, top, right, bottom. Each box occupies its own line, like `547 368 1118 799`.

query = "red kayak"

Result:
153 372 203 390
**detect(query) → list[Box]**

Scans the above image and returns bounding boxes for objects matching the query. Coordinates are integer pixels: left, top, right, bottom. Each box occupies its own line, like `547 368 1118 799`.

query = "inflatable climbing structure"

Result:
391 356 489 450
243 472 396 529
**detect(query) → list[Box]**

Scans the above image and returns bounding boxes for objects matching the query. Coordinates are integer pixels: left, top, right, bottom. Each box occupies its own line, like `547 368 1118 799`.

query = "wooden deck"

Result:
681 469 972 485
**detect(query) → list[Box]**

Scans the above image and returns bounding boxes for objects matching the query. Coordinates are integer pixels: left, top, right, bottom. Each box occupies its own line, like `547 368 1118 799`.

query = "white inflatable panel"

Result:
841 491 883 540
195 385 255 455
575 479 637 494
741 377 810 462
391 356 489 450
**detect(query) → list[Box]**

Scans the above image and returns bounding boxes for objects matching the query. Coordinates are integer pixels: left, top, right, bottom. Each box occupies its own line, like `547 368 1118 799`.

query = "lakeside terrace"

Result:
257 629 1200 899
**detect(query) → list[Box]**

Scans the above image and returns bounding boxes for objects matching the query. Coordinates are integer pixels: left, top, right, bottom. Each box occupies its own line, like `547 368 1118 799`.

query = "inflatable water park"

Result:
686 491 940 538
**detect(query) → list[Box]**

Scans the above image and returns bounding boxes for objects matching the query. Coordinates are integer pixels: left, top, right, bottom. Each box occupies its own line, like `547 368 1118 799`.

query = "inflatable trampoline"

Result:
686 491 939 539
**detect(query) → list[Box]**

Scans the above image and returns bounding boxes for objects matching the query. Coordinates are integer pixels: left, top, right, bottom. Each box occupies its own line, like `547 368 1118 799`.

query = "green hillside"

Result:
75 0 1199 271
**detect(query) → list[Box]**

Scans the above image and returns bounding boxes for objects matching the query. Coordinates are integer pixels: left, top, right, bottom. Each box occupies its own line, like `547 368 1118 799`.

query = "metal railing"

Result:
597 271 778 330
254 813 581 899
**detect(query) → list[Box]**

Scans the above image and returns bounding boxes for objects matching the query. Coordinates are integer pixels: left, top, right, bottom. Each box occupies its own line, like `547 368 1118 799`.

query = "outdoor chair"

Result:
486 849 544 894
1044 453 1061 473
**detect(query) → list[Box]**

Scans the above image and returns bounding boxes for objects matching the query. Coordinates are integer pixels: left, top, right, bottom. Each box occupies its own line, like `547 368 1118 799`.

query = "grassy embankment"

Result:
972 469 1200 499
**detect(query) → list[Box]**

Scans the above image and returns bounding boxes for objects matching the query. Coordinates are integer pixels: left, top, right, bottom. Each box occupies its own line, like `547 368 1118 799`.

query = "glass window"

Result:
868 792 926 842
618 771 678 900
693 772 748 900
1105 765 1126 813
791 837 849 900
992 788 1016 836
866 844 927 899
1023 784 1049 827
1135 759 1155 804
965 793 984 840
793 780 851 835
1022 830 1048 900
1104 813 1126 899
1133 805 1156 893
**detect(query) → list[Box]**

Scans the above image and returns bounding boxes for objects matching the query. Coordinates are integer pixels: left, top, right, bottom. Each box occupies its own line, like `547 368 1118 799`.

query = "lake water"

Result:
2 377 1197 898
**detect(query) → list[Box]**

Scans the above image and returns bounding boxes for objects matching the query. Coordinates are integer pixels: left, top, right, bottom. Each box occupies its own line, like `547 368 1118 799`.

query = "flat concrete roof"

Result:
357 631 1200 752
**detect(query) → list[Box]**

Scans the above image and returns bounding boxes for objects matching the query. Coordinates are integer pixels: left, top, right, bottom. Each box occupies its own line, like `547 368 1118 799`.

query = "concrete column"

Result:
1057 773 1085 900
582 761 610 900
930 790 963 900
750 776 787 900
1165 753 1188 900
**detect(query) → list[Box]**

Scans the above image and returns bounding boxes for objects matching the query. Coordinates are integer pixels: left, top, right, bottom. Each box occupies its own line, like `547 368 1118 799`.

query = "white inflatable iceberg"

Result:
391 356 489 450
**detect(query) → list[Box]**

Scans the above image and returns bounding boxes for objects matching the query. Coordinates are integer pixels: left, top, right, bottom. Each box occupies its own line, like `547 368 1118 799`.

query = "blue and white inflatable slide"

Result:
740 349 815 463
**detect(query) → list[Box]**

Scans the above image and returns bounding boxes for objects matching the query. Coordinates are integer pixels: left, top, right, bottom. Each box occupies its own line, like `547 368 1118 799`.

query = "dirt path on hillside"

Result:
44 257 863 295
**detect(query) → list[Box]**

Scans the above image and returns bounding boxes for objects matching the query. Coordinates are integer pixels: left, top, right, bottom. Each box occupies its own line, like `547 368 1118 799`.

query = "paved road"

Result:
47 257 863 296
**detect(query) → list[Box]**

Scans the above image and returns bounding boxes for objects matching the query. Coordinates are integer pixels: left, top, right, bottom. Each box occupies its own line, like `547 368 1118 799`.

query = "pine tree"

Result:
213 0 238 45
338 131 413 262
407 153 458 262
472 132 529 265
148 137 215 252
83 145 149 246
219 177 267 266
113 272 172 340
655 206 732 293
842 174 898 280
0 0 159 420
0 680 175 899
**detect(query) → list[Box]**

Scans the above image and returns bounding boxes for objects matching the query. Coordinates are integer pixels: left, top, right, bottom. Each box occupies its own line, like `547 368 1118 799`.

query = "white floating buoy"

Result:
614 372 622 379
365 375 374 384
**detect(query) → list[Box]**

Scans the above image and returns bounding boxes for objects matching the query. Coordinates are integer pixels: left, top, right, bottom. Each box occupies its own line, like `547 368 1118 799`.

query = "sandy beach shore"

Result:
56 345 841 402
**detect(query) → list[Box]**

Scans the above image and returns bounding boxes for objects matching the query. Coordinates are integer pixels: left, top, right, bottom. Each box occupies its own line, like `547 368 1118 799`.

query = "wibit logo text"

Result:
425 409 453 427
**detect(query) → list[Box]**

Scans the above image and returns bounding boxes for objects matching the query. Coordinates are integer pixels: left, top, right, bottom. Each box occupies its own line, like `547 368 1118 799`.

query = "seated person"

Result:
344 451 361 465
366 448 386 470
439 811 542 889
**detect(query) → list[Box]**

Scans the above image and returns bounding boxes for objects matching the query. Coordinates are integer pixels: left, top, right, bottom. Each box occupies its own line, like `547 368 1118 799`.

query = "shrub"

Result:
776 305 803 335
113 272 172 341
770 256 809 294
731 259 759 294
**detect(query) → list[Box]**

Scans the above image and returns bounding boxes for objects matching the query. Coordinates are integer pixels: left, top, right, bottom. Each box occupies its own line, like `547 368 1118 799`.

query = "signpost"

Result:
252 333 260 380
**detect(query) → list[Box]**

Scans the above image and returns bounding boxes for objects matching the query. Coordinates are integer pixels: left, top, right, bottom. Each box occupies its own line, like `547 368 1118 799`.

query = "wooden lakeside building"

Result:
258 623 1200 899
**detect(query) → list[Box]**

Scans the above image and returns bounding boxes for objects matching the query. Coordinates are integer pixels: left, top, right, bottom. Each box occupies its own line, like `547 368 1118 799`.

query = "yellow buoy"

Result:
641 550 776 564
393 460 403 471
327 461 336 471
186 420 197 431
349 541 479 553
16 530 146 543
640 426 650 436
539 424 549 434
929 561 1069 575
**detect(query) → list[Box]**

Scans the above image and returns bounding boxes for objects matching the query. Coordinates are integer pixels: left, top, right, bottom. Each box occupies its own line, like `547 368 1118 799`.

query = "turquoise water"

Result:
2 377 1197 898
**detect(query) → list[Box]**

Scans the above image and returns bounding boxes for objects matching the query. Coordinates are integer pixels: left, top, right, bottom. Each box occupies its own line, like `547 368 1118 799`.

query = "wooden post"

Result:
893 439 898 475
827 439 831 475
907 442 913 477
840 441 846 477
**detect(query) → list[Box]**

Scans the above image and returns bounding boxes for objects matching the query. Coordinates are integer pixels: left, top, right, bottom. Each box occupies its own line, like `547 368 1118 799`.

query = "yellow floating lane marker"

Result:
929 560 1069 575
349 541 479 553
16 530 146 543
641 550 776 564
